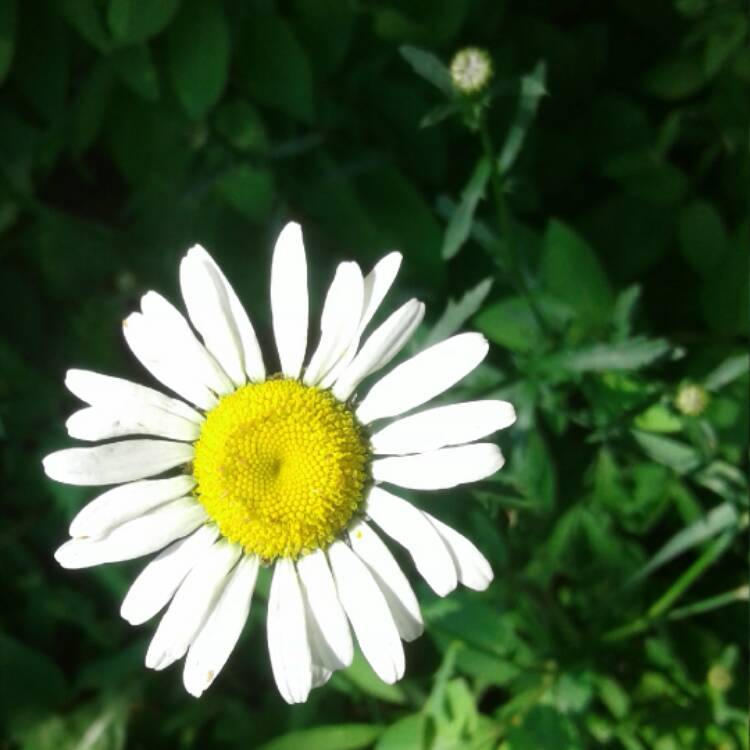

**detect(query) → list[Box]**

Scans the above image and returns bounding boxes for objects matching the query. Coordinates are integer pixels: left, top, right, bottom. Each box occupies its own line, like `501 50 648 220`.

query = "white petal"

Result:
123 289 237 409
360 251 402 332
267 558 312 704
303 262 364 386
296 550 353 671
318 252 402 390
348 522 423 642
190 247 265 382
184 555 259 697
180 247 247 387
311 665 333 688
65 369 202 424
356 332 489 424
333 299 424 401
145 539 241 671
121 524 220 625
70 474 196 538
66 404 201 443
328 541 404 684
372 443 504 490
43 440 194 486
140 292 234 395
54 498 207 569
424 513 493 591
123 312 217 410
371 400 515 455
365 487 457 596
271 222 308 378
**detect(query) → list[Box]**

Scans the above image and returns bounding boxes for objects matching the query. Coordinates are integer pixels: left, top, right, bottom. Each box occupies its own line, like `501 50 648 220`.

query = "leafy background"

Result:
0 0 748 748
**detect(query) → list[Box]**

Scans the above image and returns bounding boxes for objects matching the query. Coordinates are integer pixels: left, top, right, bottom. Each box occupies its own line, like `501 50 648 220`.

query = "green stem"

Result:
478 116 549 333
647 530 733 618
603 530 734 642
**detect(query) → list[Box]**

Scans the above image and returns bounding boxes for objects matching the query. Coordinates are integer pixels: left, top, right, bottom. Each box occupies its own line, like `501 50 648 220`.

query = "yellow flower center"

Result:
193 378 369 561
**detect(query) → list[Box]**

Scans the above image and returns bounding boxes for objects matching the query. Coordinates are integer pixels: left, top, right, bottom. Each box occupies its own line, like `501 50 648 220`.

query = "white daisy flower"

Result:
43 222 516 703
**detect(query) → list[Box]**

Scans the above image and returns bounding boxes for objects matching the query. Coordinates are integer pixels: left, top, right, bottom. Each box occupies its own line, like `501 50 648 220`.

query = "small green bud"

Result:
450 47 493 95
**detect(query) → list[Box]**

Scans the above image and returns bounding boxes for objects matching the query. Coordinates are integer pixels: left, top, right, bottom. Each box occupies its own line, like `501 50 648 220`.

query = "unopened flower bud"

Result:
450 47 493 95
675 383 709 417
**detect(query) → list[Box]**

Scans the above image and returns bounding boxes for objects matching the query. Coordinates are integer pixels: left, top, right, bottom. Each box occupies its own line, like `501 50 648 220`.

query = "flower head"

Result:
43 223 515 703
675 382 709 417
450 47 493 95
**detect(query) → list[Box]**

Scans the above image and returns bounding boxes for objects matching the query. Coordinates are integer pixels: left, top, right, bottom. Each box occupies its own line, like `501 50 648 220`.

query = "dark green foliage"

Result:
0 0 747 748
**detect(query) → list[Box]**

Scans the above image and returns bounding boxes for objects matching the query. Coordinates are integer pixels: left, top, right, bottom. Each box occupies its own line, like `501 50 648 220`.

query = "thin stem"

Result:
603 531 734 642
478 116 549 334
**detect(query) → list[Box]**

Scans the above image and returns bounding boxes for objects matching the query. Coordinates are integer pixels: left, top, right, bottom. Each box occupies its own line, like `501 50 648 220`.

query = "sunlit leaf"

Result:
497 61 546 175
441 157 491 260
704 353 750 391
257 725 383 750
632 430 702 474
400 45 453 96
630 502 739 582
425 277 493 346
541 337 672 373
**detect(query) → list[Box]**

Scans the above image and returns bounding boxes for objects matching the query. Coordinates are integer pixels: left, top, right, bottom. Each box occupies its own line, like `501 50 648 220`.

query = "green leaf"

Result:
55 0 111 52
110 44 159 101
420 100 461 128
542 337 672 373
633 403 683 433
257 725 383 750
442 157 491 259
0 631 68 720
425 277 493 346
9 697 129 750
549 671 594 714
506 706 581 750
704 353 749 391
540 220 613 328
677 200 727 277
704 14 748 77
399 44 453 96
107 95 190 186
356 166 444 285
512 431 556 511
668 585 750 621
425 598 522 686
214 100 268 153
236 13 314 121
166 0 230 119
216 164 275 221
700 231 749 336
497 61 547 174
632 501 740 583
70 62 114 156
632 430 702 474
0 0 17 85
374 714 426 750
292 0 355 76
13 9 68 122
642 57 705 100
106 0 180 45
611 285 641 339
596 676 630 720
333 650 409 704
474 296 545 354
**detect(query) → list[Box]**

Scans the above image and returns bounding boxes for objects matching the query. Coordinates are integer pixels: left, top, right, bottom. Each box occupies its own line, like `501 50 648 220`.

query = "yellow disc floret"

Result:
193 378 369 561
